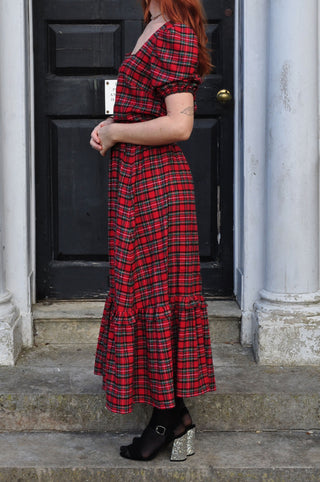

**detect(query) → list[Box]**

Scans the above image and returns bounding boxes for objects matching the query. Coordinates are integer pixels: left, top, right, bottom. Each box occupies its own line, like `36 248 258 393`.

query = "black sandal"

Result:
120 407 188 461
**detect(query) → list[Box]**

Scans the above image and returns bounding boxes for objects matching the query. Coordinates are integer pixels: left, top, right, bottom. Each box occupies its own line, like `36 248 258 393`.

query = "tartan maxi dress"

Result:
94 21 216 414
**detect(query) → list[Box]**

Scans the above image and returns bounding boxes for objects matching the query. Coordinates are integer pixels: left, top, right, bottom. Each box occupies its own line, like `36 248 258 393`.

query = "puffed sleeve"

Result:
151 23 202 99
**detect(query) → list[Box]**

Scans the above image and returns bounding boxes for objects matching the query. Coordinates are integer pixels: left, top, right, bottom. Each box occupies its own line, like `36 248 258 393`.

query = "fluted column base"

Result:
252 290 320 366
0 291 22 366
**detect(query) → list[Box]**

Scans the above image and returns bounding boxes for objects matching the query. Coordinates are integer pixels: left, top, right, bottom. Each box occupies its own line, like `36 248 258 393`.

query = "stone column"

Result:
252 0 320 364
0 168 22 365
0 0 31 364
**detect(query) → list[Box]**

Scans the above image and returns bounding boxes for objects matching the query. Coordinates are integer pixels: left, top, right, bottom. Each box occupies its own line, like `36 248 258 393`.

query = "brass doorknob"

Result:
216 89 232 104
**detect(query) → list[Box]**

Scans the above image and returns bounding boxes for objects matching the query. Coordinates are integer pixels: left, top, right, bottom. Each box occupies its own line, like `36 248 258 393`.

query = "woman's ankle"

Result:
174 397 193 427
175 396 185 409
151 406 185 437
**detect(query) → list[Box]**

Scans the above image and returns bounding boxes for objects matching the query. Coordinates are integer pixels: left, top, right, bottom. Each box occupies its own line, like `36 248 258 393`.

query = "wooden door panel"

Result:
182 119 218 259
49 24 122 73
34 0 234 299
46 77 107 116
43 0 145 19
43 0 226 19
51 119 109 257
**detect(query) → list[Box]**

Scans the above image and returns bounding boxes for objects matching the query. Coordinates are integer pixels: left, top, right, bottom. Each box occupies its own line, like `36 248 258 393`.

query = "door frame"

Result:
233 0 269 344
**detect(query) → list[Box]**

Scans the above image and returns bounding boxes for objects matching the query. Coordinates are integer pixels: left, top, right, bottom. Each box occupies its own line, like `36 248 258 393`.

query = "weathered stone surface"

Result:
206 299 242 318
253 305 320 365
210 318 241 343
0 344 319 432
0 294 22 366
1 391 319 433
32 300 241 345
15 342 253 368
0 431 319 481
32 299 242 320
32 301 105 320
33 318 241 345
33 320 101 346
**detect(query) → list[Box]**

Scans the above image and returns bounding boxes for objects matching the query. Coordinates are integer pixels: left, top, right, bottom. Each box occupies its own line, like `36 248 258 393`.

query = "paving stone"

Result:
32 300 241 344
0 430 319 481
0 344 319 433
32 299 242 320
15 342 253 368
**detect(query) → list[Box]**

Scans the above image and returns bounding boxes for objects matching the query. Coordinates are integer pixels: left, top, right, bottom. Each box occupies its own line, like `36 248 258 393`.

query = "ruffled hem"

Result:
94 293 216 414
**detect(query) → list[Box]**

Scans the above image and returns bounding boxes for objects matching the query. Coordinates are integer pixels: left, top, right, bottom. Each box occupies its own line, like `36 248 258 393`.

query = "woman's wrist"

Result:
110 122 120 144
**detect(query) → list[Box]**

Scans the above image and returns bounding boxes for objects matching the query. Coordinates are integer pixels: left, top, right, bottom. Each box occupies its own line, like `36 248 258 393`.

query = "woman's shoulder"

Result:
156 22 198 46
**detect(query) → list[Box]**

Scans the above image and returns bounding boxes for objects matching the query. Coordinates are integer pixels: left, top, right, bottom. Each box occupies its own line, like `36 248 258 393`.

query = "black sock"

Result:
175 396 193 427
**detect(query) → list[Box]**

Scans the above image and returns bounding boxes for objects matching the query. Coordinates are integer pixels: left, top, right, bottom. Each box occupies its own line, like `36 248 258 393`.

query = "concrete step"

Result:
0 430 319 481
32 299 241 345
0 343 319 433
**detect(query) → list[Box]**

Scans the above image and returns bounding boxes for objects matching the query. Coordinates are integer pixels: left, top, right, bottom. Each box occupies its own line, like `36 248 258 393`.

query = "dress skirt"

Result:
94 141 216 414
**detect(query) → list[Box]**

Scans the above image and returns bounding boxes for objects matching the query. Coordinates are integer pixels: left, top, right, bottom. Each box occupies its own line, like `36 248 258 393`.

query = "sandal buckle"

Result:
155 425 166 436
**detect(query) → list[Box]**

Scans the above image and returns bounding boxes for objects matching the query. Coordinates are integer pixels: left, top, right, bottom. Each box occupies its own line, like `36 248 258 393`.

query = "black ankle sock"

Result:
151 406 177 427
175 396 185 409
174 396 193 427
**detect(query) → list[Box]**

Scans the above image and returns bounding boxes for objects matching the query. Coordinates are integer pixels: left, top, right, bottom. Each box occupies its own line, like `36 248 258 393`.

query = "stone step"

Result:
0 430 319 481
0 343 319 433
32 299 241 345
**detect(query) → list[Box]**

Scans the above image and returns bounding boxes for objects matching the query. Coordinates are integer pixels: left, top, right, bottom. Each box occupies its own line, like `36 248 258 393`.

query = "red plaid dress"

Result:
94 21 216 414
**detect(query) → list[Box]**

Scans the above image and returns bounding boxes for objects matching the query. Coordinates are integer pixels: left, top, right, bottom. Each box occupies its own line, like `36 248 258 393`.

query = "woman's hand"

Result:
90 117 115 155
97 120 117 157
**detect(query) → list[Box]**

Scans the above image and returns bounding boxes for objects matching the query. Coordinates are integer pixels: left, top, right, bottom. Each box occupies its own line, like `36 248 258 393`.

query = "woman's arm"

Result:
111 92 194 145
90 92 195 156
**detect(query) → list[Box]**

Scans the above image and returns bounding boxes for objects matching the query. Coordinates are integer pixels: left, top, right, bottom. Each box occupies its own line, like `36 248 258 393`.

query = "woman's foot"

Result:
120 406 186 461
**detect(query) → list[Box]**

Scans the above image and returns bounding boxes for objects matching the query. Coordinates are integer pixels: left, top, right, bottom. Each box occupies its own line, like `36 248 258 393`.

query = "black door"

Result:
34 0 234 299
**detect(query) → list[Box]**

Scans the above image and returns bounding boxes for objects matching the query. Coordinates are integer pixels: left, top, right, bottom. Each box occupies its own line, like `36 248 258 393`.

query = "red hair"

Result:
141 0 213 78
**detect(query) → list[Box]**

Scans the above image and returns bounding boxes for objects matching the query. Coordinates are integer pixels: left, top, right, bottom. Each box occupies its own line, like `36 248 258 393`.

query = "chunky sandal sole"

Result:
170 431 188 461
186 426 196 456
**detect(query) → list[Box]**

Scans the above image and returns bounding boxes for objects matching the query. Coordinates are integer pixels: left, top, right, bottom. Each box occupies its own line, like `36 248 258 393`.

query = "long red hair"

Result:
141 0 212 78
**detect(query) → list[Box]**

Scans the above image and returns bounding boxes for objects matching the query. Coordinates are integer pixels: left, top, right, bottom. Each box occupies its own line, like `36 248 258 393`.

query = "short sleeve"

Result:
151 23 202 99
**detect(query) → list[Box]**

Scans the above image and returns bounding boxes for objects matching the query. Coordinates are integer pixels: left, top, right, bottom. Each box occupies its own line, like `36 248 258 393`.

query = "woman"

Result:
90 0 216 462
